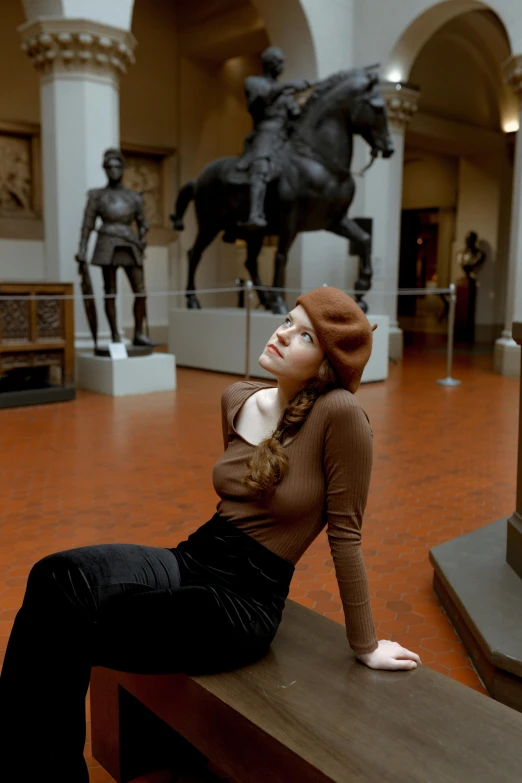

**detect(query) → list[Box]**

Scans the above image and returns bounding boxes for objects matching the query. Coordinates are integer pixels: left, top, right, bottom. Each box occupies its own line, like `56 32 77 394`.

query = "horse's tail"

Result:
170 179 196 231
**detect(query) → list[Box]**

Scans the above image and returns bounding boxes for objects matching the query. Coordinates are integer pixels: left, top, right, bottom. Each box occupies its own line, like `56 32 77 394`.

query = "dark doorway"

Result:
398 208 439 317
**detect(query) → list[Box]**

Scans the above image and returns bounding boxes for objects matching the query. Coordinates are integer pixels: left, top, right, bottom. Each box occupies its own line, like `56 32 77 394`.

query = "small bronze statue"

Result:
453 231 489 344
237 46 309 229
457 231 487 281
76 148 153 348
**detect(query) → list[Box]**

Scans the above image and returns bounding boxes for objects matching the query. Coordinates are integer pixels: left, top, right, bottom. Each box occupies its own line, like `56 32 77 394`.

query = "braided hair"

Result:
244 357 339 494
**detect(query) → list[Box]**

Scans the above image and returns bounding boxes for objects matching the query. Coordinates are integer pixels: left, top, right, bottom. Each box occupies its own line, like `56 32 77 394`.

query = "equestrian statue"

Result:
171 47 394 314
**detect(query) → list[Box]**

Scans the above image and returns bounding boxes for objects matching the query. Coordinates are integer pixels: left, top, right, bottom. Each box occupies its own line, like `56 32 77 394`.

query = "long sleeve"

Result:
323 393 378 655
220 382 245 451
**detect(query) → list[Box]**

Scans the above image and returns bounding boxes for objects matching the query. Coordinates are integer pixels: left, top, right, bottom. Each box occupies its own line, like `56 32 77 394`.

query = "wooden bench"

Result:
91 599 522 783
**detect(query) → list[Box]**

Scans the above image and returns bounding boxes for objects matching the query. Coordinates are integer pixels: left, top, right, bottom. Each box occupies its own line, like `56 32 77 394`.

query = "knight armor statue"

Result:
76 148 152 347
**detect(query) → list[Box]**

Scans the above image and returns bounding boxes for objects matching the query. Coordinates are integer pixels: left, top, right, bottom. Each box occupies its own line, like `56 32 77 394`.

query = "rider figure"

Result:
239 46 309 229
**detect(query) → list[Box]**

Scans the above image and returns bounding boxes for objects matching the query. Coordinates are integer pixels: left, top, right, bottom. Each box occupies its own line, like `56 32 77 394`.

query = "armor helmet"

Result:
261 46 284 75
102 148 126 170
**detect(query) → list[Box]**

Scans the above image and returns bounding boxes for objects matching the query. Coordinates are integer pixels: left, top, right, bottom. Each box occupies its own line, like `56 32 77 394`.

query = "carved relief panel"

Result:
123 152 163 227
37 300 63 339
0 134 33 215
0 297 30 342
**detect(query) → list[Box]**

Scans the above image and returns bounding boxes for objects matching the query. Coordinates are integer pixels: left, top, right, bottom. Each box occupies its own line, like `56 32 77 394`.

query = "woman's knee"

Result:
26 550 92 609
27 552 63 587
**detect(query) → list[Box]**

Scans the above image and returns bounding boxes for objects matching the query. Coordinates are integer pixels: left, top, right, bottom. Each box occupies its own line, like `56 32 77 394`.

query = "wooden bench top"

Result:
92 599 522 783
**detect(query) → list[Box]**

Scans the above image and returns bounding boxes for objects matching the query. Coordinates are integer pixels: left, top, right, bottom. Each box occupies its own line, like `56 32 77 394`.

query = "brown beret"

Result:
296 287 376 393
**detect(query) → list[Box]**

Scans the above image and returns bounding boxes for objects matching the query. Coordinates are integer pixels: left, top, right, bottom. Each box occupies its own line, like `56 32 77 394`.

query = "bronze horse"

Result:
171 66 394 314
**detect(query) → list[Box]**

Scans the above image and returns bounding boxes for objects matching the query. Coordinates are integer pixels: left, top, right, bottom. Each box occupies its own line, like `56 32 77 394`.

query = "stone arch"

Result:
385 0 513 82
383 0 519 353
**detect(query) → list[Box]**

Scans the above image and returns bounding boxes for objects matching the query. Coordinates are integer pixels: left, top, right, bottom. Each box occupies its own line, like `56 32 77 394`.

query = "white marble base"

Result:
168 308 389 384
388 325 403 361
77 353 176 396
494 337 521 377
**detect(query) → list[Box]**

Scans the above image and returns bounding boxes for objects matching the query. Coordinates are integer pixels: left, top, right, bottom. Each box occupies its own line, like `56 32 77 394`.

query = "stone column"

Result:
495 55 522 376
18 19 136 346
361 83 419 359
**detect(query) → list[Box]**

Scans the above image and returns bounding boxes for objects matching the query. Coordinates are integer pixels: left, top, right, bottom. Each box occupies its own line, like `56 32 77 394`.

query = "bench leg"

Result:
91 668 219 783
91 667 122 781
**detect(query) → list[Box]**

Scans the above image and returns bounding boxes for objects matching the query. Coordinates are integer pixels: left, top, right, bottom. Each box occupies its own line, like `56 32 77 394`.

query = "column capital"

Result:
380 83 420 131
18 18 136 79
504 54 522 95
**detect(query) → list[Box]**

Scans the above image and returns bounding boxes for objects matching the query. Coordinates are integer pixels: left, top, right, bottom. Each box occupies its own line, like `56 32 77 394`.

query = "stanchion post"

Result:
437 283 462 387
245 280 253 380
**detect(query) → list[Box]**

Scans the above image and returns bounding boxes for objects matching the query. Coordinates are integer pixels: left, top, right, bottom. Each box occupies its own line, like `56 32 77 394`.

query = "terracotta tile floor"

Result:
0 346 519 782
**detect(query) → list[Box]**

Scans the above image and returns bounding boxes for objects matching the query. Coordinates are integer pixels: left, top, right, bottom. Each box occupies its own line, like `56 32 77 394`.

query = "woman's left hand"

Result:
356 640 422 670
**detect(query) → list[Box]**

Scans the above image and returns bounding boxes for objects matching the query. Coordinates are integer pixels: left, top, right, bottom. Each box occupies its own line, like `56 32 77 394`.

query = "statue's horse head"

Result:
344 65 394 159
294 65 394 175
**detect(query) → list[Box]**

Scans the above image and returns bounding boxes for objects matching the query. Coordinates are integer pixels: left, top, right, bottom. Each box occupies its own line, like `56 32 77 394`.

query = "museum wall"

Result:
401 148 506 337
118 0 179 335
402 153 459 211
0 239 44 279
120 0 178 150
0 1 42 282
0 0 40 124
455 153 505 337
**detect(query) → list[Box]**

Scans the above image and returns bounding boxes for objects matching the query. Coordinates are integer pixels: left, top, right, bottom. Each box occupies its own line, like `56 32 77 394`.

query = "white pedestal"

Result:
168 308 389 384
389 325 403 361
494 337 521 377
78 353 176 396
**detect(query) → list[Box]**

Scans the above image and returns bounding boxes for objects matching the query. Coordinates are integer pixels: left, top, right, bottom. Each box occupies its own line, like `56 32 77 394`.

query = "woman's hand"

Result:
357 640 422 670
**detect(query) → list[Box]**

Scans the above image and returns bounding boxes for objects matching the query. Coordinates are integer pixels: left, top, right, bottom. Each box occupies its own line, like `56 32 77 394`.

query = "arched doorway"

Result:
389 4 513 349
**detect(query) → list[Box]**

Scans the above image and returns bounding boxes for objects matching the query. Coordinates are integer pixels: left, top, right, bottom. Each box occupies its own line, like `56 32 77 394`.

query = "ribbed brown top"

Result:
213 381 379 655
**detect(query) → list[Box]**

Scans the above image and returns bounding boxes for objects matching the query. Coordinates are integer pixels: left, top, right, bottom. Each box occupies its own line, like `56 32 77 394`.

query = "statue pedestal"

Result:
77 353 176 397
430 320 522 712
430 519 522 712
454 276 477 344
168 307 389 383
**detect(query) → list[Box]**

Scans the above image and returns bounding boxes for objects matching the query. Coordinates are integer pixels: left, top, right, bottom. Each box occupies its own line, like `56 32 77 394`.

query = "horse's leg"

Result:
186 227 219 309
270 220 297 315
245 233 272 310
329 217 372 313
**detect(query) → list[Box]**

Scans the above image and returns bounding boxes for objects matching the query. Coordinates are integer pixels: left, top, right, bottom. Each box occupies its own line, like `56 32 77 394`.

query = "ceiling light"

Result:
503 120 519 133
387 69 402 83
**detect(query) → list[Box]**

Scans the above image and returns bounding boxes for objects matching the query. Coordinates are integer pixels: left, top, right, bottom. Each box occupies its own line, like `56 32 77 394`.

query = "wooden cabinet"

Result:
0 281 74 389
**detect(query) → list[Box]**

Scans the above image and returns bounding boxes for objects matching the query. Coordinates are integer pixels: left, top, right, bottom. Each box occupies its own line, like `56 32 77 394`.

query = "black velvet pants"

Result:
0 515 294 782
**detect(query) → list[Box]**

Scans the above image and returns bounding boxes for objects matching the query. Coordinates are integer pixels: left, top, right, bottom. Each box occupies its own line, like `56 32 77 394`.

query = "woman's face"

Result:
259 305 325 383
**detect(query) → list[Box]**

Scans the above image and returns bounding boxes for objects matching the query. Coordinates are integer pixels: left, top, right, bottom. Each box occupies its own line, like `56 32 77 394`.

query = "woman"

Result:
0 287 420 782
